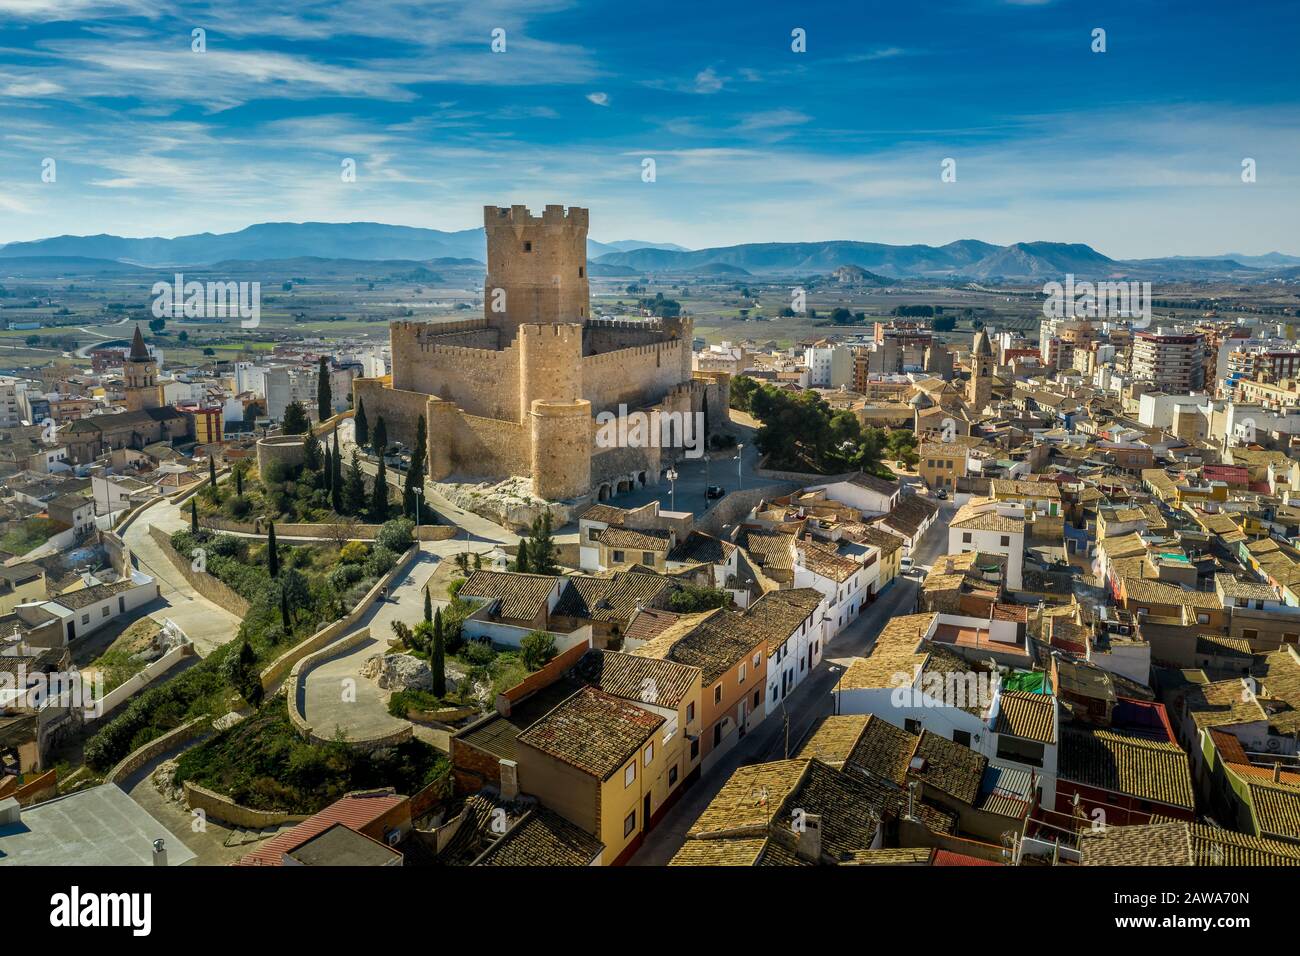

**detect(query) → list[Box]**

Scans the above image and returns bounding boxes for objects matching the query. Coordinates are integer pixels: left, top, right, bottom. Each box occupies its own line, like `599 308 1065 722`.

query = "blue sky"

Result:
0 0 1297 257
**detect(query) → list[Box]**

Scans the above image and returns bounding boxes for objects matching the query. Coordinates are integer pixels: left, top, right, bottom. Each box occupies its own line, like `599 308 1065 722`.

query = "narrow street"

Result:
629 497 955 865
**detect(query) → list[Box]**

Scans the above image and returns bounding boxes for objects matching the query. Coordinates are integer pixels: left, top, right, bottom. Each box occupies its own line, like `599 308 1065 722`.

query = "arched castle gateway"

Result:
353 204 731 502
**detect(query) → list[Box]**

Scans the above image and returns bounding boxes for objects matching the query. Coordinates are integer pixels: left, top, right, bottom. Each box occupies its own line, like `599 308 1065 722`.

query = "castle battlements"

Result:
485 204 589 230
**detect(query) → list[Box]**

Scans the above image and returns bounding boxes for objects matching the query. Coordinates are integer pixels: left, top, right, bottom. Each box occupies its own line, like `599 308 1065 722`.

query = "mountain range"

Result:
0 221 1294 281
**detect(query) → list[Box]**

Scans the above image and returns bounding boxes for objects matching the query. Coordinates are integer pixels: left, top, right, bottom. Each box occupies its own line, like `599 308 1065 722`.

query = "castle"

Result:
353 204 730 502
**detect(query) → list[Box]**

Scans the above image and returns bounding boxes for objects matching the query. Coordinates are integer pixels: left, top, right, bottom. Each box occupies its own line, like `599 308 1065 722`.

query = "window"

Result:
523 241 533 252
713 724 722 746
613 550 625 563
644 742 654 766
624 810 636 837
1197 613 1209 625
738 662 746 684
686 702 695 723
752 652 762 669
713 684 722 704
953 730 972 747
996 736 1045 768
1243 629 1258 641
578 266 584 278
753 690 760 708
770 685 778 702
624 762 636 788
962 532 972 544
668 765 678 786
81 614 90 625
102 605 110 617
904 718 921 734
643 551 655 564
690 737 700 759
1000 535 1010 547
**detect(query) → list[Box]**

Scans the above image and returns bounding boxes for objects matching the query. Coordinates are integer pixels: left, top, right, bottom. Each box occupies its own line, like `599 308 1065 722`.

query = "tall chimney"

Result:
499 759 520 800
795 813 823 863
152 838 168 867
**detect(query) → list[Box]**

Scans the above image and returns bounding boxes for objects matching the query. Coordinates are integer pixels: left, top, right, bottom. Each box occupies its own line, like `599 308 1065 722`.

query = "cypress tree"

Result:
208 454 216 486
424 588 432 624
432 608 446 698
373 416 388 457
514 541 530 573
354 399 369 449
190 497 198 533
343 449 365 515
280 585 291 633
317 355 332 423
370 456 389 521
235 464 244 497
267 520 280 577
331 432 343 513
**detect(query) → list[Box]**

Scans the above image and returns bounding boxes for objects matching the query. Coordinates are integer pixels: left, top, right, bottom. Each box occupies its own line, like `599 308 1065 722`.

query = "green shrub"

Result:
461 640 496 666
520 631 557 671
377 518 415 553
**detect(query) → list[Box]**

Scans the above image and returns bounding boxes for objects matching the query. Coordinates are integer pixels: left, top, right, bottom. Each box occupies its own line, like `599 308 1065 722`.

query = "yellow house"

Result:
515 685 672 865
0 563 47 615
858 526 903 591
918 440 971 491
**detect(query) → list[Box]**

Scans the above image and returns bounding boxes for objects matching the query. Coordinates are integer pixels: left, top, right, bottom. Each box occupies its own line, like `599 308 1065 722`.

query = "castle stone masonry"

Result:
354 204 730 502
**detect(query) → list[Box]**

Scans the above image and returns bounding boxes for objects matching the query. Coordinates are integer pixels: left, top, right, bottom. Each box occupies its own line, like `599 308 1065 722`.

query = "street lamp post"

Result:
666 468 678 512
737 443 744 491
413 485 423 539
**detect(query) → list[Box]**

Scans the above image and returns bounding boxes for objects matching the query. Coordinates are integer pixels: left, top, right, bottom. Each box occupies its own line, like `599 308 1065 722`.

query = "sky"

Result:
0 0 1297 257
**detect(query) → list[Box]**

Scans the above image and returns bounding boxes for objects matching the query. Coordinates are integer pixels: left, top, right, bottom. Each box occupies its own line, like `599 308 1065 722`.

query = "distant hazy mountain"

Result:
0 255 143 277
1200 252 1300 269
590 239 1120 279
0 223 686 267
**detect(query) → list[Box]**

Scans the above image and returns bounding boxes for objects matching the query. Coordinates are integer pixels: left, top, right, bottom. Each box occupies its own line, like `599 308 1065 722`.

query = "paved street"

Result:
604 439 782 519
628 497 955 865
120 498 245 656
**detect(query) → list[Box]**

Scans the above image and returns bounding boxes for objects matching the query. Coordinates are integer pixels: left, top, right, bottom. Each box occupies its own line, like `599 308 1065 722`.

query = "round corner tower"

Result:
484 204 590 338
530 398 592 501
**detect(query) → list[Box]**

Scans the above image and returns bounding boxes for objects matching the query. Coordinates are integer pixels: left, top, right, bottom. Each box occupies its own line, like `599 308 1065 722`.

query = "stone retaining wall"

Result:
183 781 311 830
258 544 418 692
201 515 454 542
105 716 211 787
147 525 252 617
693 483 794 538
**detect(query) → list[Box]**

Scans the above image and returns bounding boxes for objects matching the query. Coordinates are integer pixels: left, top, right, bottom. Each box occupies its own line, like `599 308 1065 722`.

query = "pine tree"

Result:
373 416 388 457
331 432 343 513
432 608 446 698
282 400 310 435
528 511 557 574
190 497 198 534
267 520 280 577
317 355 332 423
424 588 432 624
370 456 389 521
343 449 366 515
354 399 368 449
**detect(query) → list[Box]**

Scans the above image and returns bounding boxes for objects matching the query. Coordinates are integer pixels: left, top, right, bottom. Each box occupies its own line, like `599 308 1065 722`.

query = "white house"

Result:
39 570 159 644
752 588 826 719
794 539 865 640
809 472 900 517
949 498 1026 591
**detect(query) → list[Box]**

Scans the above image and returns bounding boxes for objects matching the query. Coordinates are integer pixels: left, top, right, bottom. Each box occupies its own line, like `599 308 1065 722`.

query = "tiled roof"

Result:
743 587 824 654
236 790 406 866
597 526 673 552
1059 727 1195 811
846 472 899 496
1181 679 1268 731
951 505 1023 534
459 570 557 621
552 571 674 623
1122 577 1221 610
853 526 904 556
991 479 1061 499
622 607 681 645
1079 821 1193 866
993 690 1056 744
876 493 938 537
667 531 736 565
838 613 936 691
1247 780 1300 840
573 649 700 709
1185 821 1300 866
737 527 796 573
653 611 765 685
842 715 914 785
795 715 869 768
515 686 662 780
910 730 986 805
475 806 605 866
578 503 628 526
797 539 859 583
50 579 137 610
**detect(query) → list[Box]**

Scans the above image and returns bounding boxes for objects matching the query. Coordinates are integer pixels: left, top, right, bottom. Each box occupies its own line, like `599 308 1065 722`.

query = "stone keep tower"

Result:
124 324 161 412
483 204 590 336
967 330 994 413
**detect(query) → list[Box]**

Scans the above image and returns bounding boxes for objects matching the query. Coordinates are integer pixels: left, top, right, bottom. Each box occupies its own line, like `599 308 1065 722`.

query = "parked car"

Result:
935 488 948 500
706 485 726 499
899 556 914 575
